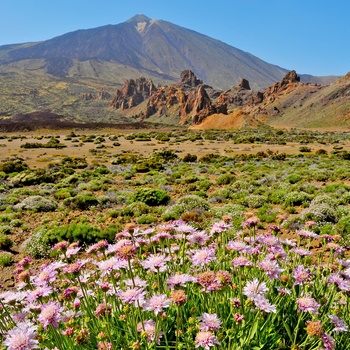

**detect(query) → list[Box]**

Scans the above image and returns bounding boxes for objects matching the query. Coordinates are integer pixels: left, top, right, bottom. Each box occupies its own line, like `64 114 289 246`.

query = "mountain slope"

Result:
0 14 290 90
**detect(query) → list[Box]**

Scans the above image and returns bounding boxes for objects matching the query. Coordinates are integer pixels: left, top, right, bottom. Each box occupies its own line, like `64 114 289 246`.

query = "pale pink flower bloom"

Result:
38 301 63 330
231 256 253 267
195 331 221 349
143 294 171 315
3 321 39 350
141 254 171 272
328 314 348 332
31 264 58 287
296 295 320 314
290 247 313 256
226 240 252 254
198 313 222 331
243 278 269 300
187 231 210 246
296 229 319 239
258 257 284 280
275 286 291 295
293 265 313 285
252 295 277 313
118 287 146 307
190 247 217 267
95 256 128 276
27 285 53 302
86 240 108 254
175 222 196 233
210 221 231 235
165 273 195 289
65 245 81 258
124 276 148 288
151 232 172 242
137 319 163 344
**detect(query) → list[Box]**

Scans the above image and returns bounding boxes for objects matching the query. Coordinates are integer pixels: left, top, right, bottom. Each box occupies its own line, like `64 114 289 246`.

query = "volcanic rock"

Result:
110 77 157 109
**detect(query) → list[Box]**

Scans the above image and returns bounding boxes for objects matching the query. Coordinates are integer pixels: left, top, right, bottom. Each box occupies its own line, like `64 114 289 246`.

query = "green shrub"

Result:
0 159 28 174
122 202 150 217
129 188 170 206
163 195 210 221
287 174 302 184
14 195 58 212
183 154 197 162
46 223 115 245
284 191 310 207
54 188 74 200
0 225 11 235
0 233 13 250
0 252 13 266
22 229 51 258
137 215 158 225
64 194 99 210
216 173 236 185
299 146 311 152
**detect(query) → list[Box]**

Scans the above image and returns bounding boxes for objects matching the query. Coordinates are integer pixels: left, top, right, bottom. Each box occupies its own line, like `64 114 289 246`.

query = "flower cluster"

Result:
0 219 349 349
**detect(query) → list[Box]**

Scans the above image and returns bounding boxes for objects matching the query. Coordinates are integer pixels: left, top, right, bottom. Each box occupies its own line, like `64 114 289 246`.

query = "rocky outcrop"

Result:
111 70 225 125
216 79 263 108
178 70 203 88
82 89 111 101
110 77 157 109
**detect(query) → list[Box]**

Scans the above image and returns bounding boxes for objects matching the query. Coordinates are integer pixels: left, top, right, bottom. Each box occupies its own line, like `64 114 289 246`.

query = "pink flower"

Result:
118 287 146 307
231 256 253 267
243 278 269 300
165 273 195 289
95 256 128 276
86 239 108 254
293 265 313 285
233 313 244 322
190 247 217 267
137 319 163 344
187 231 210 246
94 302 112 318
143 294 171 315
3 321 39 350
141 254 171 272
27 285 53 302
258 257 284 280
290 247 313 256
195 331 221 349
226 240 252 253
210 221 231 235
328 314 348 332
321 333 336 350
252 295 276 313
38 301 63 330
198 313 222 331
296 295 320 314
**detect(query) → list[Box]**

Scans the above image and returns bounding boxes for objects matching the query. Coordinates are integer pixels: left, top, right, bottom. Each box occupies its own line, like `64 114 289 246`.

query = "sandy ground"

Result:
1 128 350 169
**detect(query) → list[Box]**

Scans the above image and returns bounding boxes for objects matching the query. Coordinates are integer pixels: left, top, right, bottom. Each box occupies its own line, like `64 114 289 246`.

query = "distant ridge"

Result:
0 14 302 90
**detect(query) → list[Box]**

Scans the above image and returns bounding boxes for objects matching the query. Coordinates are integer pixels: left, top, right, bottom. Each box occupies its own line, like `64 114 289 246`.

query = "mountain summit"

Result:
0 14 292 90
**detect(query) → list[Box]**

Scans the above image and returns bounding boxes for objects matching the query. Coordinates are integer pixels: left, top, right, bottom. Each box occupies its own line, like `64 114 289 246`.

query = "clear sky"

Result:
1 0 349 77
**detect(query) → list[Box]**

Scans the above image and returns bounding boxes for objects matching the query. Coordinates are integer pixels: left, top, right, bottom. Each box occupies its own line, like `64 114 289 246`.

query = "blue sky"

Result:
1 0 349 76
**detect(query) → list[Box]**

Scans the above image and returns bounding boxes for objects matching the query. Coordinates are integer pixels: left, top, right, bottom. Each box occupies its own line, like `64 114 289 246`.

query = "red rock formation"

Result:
110 77 157 109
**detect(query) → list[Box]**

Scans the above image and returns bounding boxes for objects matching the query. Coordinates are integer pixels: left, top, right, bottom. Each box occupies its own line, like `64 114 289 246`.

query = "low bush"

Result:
163 194 210 221
0 252 13 266
64 194 99 210
129 188 170 206
13 195 58 212
45 223 115 245
0 233 13 250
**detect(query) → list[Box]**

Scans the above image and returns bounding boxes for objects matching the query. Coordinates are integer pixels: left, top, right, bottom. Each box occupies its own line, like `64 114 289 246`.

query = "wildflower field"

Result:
1 128 350 349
